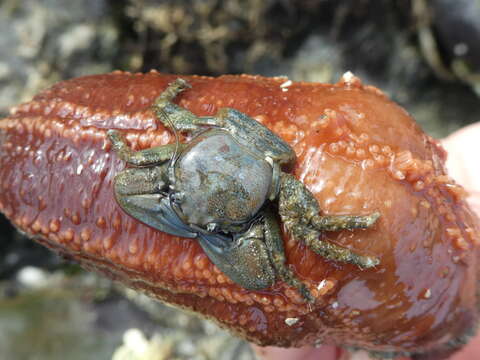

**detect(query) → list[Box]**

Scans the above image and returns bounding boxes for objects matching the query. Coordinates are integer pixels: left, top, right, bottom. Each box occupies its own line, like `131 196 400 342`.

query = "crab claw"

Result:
117 194 197 239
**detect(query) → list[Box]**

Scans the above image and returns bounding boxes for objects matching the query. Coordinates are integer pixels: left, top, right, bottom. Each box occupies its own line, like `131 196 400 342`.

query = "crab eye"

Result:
206 222 218 232
170 192 185 204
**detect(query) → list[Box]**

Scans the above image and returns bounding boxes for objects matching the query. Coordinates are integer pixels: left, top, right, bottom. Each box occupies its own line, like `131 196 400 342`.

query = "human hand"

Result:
252 122 480 360
443 122 480 216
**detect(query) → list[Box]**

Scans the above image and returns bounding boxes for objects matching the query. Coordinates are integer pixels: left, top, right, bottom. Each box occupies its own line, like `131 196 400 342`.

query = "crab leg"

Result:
312 212 380 232
262 210 314 302
278 173 380 269
107 130 184 166
152 78 217 132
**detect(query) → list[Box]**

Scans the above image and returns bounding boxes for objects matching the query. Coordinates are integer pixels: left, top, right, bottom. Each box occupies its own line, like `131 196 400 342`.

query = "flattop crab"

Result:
107 78 380 302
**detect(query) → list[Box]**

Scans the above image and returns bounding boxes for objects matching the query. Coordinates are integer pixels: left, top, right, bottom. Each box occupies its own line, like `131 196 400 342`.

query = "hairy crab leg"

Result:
262 210 314 302
312 212 380 232
113 167 167 196
107 130 184 166
278 173 380 268
152 79 217 131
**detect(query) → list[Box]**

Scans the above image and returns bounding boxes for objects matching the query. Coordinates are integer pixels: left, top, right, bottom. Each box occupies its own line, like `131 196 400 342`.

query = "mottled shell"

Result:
175 129 272 230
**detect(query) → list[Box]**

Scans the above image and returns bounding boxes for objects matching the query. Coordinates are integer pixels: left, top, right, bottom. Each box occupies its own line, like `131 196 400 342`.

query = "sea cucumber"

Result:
0 71 479 359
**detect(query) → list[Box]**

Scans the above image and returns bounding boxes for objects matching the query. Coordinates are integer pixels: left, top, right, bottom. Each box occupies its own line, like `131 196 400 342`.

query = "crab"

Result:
107 78 380 302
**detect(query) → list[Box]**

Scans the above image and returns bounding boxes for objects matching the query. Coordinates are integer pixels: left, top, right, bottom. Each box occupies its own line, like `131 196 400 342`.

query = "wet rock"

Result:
0 0 118 116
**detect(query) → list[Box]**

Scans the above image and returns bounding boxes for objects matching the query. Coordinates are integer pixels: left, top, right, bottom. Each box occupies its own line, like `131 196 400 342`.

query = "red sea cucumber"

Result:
0 71 479 358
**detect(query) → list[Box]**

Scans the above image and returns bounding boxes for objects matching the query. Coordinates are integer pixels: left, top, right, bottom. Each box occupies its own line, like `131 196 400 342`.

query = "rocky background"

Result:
0 1 479 359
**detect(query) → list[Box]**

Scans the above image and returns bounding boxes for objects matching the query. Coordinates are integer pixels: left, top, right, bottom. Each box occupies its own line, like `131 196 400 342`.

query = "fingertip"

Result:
251 345 343 360
449 330 480 360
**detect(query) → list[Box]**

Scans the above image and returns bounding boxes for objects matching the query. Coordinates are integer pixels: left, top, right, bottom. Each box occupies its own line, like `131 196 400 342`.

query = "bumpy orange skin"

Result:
0 72 479 357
